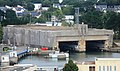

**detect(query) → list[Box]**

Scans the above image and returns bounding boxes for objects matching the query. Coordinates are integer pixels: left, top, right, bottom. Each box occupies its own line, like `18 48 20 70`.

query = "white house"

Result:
64 15 74 24
12 5 26 17
65 15 74 20
53 4 61 10
33 3 42 11
12 5 26 14
42 7 49 11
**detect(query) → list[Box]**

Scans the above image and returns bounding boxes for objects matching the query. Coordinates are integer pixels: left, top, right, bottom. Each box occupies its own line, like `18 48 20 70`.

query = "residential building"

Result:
76 58 120 71
30 11 41 18
42 7 49 11
33 3 42 11
64 15 74 24
77 61 95 71
12 6 27 17
53 4 61 10
94 4 120 13
95 58 120 71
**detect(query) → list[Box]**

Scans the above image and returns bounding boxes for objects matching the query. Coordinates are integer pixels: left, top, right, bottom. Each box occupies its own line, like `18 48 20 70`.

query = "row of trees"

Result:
63 0 120 5
0 9 30 26
0 0 59 7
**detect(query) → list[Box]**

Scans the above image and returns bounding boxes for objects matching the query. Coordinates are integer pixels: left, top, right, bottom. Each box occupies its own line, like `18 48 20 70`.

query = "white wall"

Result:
1 55 9 62
34 3 42 10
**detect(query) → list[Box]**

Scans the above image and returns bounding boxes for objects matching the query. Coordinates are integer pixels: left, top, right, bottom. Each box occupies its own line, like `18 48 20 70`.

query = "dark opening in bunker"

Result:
86 40 105 52
59 41 78 52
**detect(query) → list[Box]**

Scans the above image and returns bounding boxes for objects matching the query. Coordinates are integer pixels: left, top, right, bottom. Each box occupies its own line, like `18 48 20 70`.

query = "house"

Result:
53 4 61 10
64 15 74 24
94 4 120 13
30 11 41 18
76 58 120 71
12 5 27 17
0 7 8 12
33 3 42 11
12 5 26 14
42 7 49 11
0 5 27 17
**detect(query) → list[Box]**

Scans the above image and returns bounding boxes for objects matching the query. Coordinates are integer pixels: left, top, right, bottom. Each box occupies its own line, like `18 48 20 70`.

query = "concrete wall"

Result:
77 64 95 71
3 24 113 51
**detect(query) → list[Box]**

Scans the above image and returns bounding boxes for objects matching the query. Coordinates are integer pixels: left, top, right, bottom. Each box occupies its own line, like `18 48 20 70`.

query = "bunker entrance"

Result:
86 40 105 52
59 41 78 52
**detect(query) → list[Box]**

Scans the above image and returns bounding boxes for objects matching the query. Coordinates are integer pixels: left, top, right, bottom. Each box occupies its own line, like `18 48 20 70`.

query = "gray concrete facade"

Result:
3 24 113 52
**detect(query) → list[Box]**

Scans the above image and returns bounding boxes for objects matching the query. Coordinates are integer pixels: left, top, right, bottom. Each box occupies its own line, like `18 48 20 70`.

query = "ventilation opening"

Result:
86 40 105 52
59 41 78 52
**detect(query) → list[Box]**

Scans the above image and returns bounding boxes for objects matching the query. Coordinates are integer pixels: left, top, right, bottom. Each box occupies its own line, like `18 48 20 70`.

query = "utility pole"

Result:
75 7 79 24
29 12 31 25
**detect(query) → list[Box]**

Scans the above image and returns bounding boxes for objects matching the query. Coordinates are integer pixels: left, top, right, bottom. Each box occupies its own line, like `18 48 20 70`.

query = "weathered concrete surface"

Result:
3 24 113 52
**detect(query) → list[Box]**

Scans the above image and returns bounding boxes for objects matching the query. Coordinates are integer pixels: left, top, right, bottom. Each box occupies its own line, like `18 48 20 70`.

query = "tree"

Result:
62 6 74 15
82 10 103 28
53 9 64 21
42 0 52 6
25 3 35 11
35 15 47 23
2 9 18 26
63 60 78 71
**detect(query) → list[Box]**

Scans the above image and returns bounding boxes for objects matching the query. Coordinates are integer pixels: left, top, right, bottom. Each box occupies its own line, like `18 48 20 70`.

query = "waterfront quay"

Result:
0 45 28 66
0 45 66 71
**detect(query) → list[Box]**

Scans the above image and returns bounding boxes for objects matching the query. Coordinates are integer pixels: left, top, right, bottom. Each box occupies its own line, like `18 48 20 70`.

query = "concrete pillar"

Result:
53 41 59 51
78 40 86 52
104 40 109 48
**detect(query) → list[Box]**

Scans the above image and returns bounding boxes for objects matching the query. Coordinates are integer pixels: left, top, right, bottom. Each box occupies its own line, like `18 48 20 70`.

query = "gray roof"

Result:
30 11 40 17
0 7 8 12
10 66 34 71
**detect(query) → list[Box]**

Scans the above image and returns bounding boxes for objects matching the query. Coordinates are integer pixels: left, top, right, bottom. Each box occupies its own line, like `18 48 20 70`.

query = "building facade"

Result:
77 58 120 71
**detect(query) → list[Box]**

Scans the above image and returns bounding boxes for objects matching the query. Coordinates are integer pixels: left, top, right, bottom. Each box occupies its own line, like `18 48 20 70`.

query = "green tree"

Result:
82 10 103 28
18 14 30 25
35 15 47 23
25 3 35 11
42 0 52 6
53 9 64 20
63 60 78 71
62 6 74 15
5 9 17 19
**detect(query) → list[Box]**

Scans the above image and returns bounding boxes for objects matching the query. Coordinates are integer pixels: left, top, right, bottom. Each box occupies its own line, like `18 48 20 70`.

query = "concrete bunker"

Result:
59 41 78 52
86 40 105 52
58 40 106 52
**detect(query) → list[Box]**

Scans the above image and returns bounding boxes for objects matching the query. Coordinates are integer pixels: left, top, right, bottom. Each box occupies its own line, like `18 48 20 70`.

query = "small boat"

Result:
48 51 69 59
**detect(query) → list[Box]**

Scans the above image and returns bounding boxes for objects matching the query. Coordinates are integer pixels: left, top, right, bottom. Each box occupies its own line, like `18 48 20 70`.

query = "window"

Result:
103 66 105 71
107 66 109 71
114 66 116 71
110 66 112 71
89 66 95 71
99 66 101 71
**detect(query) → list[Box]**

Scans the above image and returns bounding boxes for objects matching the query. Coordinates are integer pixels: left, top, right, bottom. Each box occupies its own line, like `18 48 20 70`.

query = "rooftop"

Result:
7 25 75 31
76 61 95 65
96 58 120 61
